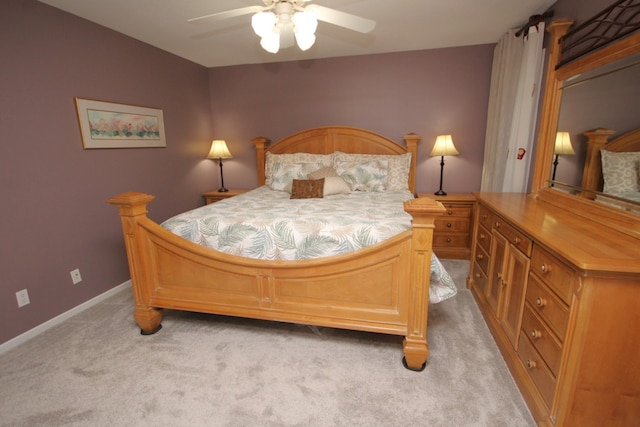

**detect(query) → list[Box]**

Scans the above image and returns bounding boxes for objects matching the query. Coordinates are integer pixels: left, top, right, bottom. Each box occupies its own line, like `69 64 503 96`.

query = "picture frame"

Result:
75 98 166 149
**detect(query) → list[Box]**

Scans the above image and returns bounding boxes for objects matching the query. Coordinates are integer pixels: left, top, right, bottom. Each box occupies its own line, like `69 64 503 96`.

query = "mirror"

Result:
531 16 640 235
553 52 640 189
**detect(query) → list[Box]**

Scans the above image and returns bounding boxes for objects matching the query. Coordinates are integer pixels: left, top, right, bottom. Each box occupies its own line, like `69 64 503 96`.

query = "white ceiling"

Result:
38 0 556 68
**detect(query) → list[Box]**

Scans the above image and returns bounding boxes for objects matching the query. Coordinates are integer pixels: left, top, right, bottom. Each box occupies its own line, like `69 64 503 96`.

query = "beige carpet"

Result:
0 260 535 426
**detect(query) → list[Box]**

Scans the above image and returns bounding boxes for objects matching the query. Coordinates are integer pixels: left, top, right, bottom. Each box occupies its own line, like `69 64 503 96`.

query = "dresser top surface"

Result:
474 192 640 274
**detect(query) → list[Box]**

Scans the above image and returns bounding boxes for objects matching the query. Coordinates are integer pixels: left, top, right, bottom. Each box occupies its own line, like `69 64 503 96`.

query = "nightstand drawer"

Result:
202 189 249 204
441 204 473 218
433 234 469 248
435 217 470 233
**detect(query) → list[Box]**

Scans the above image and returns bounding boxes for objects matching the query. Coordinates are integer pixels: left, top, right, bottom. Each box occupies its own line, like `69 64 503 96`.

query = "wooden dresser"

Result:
468 192 640 427
420 193 474 259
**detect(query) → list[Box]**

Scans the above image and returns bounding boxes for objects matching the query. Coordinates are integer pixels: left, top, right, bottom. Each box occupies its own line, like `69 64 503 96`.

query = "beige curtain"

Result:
481 23 546 192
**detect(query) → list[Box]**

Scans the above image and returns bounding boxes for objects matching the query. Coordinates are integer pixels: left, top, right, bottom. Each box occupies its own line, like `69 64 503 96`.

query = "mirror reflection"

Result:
551 51 640 212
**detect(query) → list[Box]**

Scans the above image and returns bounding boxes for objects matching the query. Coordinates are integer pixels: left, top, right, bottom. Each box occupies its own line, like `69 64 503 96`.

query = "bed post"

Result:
402 197 446 370
108 192 163 335
581 128 615 198
403 133 420 195
252 136 271 186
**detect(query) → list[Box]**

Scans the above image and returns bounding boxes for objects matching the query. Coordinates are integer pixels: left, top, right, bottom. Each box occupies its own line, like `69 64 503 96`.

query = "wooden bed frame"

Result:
581 127 640 196
108 126 446 371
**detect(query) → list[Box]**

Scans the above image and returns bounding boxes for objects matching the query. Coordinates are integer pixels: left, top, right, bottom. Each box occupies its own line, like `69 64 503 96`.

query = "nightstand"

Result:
202 189 249 204
418 193 475 259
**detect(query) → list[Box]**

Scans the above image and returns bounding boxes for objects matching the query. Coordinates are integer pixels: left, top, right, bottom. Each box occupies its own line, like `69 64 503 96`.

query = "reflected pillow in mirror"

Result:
600 150 640 194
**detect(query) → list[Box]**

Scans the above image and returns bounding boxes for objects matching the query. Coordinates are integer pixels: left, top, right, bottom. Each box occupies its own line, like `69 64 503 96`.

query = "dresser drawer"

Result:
476 223 492 255
435 217 470 233
433 234 469 248
493 217 533 256
526 274 570 340
531 246 575 304
477 205 494 230
471 260 489 295
522 304 563 376
518 333 557 409
473 243 490 275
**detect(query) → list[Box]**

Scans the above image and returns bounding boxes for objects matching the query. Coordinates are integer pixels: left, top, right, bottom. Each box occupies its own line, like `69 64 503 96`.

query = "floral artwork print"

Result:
87 109 161 140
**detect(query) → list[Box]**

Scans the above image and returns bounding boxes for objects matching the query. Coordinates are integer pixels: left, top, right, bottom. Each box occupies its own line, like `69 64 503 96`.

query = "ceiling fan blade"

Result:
305 4 376 33
188 6 264 23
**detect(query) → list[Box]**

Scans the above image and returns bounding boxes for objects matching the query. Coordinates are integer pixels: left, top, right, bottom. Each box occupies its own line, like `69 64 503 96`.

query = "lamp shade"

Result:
251 12 276 37
430 135 460 157
554 131 575 155
207 140 232 159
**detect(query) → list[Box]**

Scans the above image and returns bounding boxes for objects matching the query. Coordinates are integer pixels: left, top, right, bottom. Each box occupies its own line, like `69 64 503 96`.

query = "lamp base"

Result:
217 187 228 193
434 190 447 196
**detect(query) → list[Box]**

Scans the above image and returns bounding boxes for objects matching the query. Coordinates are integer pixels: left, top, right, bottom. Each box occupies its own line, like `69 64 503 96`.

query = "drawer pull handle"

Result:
481 214 488 220
447 210 453 215
536 297 547 307
513 237 521 244
447 223 452 228
526 359 537 369
494 221 501 229
476 254 484 261
540 263 549 273
479 233 486 240
531 329 542 339
446 238 452 243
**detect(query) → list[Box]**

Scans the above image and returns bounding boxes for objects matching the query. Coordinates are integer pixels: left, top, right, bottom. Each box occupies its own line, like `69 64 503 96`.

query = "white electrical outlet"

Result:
70 268 82 285
16 289 30 307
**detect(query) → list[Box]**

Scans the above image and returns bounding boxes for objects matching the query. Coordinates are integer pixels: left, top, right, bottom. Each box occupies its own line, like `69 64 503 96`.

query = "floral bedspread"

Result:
162 186 457 303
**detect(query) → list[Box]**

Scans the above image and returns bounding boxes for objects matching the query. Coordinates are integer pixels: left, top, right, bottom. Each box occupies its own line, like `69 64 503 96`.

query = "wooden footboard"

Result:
108 193 444 370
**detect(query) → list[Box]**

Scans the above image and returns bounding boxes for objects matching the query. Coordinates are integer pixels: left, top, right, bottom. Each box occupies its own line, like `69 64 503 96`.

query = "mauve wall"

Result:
208 46 495 194
0 1 214 345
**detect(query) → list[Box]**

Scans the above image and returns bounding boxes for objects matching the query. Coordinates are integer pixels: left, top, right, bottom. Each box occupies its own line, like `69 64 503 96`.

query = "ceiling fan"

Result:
188 0 376 53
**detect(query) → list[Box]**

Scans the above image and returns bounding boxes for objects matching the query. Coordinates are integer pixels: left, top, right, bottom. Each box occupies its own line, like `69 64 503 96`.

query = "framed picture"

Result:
75 98 166 149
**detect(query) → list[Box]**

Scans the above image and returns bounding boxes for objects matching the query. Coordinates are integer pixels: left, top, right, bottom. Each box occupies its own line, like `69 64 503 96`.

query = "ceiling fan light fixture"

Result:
251 11 276 37
260 30 280 53
292 11 318 34
294 31 315 51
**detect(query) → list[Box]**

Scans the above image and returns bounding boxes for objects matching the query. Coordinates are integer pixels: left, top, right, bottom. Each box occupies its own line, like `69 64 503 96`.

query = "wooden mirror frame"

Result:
531 19 640 237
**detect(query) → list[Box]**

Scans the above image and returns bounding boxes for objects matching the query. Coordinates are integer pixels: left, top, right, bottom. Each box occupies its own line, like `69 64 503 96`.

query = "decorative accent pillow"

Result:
307 166 339 179
600 150 640 194
323 176 352 195
290 178 324 199
269 162 324 192
335 160 389 192
333 152 411 191
265 152 334 186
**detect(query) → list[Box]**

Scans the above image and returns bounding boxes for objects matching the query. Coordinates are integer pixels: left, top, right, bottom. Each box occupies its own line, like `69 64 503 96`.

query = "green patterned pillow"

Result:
333 151 411 191
335 160 389 192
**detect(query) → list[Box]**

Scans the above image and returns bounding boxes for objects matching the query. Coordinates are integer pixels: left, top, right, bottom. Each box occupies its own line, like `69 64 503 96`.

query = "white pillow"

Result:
600 150 640 194
323 176 351 195
335 159 389 192
333 152 411 191
265 152 334 186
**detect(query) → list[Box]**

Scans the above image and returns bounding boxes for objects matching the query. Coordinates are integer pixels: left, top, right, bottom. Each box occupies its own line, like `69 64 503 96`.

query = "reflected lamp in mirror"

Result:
207 140 233 192
430 134 459 196
552 131 575 183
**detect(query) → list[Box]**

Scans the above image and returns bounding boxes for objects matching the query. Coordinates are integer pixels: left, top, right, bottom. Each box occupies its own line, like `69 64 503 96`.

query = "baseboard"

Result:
0 280 131 355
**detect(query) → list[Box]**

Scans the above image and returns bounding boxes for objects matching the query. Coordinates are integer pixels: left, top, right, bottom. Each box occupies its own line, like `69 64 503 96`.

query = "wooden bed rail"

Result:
108 191 445 371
